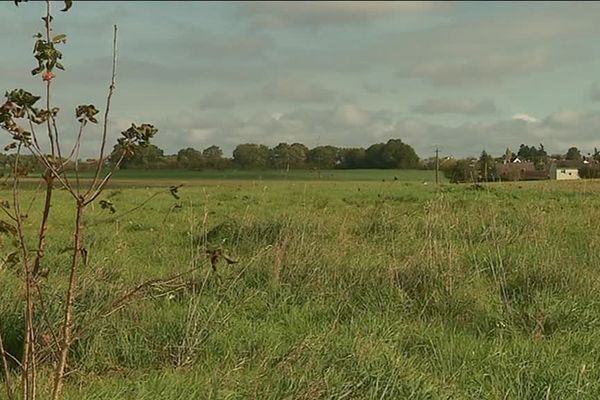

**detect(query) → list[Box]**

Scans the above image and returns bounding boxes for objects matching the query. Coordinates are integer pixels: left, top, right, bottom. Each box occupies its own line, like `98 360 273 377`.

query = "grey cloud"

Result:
411 98 497 115
369 5 600 86
149 104 395 155
398 51 549 86
235 1 450 30
259 75 336 103
198 90 240 109
384 109 600 158
590 83 600 102
13 104 599 160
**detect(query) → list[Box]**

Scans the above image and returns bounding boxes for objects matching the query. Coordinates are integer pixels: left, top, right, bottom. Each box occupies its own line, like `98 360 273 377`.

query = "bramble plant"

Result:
0 1 160 399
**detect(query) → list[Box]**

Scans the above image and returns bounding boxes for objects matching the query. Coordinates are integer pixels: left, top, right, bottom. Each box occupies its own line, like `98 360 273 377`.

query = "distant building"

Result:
549 160 583 180
496 161 537 181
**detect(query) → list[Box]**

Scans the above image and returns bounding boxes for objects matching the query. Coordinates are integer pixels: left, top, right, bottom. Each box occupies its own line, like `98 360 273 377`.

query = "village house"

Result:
548 160 585 180
495 157 545 181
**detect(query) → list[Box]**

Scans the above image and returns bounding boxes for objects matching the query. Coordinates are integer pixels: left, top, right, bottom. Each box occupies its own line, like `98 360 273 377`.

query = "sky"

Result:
3 1 600 159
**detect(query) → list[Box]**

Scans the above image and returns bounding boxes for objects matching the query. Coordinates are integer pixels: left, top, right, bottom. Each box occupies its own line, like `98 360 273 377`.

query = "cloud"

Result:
198 90 240 109
411 98 497 115
398 51 549 86
512 113 538 123
259 75 337 103
590 82 600 102
369 5 600 86
236 1 449 30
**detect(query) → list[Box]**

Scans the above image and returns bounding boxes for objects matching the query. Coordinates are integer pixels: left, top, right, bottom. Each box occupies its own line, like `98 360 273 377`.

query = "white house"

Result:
549 160 582 180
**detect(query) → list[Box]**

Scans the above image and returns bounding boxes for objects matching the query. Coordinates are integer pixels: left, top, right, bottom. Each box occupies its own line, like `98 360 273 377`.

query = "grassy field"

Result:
51 168 444 185
2 177 600 399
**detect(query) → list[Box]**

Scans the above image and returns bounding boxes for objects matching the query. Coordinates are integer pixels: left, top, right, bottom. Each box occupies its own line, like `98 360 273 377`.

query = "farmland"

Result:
2 173 600 399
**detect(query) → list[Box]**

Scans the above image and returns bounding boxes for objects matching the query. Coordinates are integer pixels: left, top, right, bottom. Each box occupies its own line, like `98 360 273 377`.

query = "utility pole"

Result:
435 146 439 185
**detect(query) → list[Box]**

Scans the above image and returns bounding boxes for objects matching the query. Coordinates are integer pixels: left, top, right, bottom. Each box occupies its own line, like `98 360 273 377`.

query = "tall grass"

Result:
2 179 600 398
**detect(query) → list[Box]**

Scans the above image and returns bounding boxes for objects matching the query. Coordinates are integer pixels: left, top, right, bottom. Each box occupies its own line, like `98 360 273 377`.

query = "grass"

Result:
2 177 600 398
50 168 444 184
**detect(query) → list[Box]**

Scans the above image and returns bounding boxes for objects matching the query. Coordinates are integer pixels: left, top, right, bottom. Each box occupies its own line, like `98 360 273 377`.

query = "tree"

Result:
177 147 204 170
269 142 308 170
365 143 385 168
202 145 227 169
365 139 420 169
340 147 367 169
381 139 420 169
516 143 547 169
478 150 495 182
289 143 309 168
308 145 341 169
504 147 514 163
109 143 164 169
232 143 270 169
269 142 292 170
566 146 582 161
0 3 160 399
442 158 478 183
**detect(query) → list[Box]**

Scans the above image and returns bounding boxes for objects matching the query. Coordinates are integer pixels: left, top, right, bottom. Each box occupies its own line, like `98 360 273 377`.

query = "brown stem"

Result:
51 200 84 400
98 189 164 223
84 152 124 205
0 329 14 400
31 171 53 277
72 267 199 344
13 146 35 400
86 25 117 197
45 0 56 158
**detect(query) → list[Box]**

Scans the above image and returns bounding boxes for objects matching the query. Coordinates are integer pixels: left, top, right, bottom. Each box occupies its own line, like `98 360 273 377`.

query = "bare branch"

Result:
84 152 124 205
0 330 14 400
86 25 117 198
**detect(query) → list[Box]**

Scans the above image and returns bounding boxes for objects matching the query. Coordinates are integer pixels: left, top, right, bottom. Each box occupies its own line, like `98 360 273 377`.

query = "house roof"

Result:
552 160 585 168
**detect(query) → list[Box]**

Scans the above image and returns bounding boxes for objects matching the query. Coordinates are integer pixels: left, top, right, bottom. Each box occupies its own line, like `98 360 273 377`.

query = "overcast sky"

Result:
3 1 600 159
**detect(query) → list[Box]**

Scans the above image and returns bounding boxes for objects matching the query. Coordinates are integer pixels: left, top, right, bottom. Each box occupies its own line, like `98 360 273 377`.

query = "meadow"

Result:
2 171 600 399
53 168 443 185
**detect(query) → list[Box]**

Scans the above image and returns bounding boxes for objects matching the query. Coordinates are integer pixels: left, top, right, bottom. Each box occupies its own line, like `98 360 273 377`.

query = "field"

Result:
47 168 444 185
2 173 600 399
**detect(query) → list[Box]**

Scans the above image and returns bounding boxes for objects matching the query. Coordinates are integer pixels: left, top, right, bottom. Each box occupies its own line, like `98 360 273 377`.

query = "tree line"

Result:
439 143 600 183
107 138 421 171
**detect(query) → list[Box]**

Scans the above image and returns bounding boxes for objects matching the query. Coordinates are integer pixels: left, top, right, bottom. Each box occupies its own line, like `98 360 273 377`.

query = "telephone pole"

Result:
435 146 439 185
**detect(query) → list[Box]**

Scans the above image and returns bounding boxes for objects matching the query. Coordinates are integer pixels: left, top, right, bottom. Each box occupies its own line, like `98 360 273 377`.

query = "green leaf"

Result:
61 0 72 12
31 66 44 76
55 62 64 71
52 34 67 44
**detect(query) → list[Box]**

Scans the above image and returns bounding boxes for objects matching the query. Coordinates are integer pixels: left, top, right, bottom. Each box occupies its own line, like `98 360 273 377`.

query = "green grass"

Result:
59 168 444 184
2 178 600 398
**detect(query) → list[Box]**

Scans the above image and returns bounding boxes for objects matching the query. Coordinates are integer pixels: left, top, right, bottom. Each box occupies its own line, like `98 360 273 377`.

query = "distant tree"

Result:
516 143 547 168
366 139 420 169
566 146 582 161
382 139 420 168
478 150 495 182
442 158 478 183
202 145 228 169
308 145 341 169
365 143 385 168
109 143 164 169
177 147 205 170
579 164 600 179
233 143 270 169
289 143 309 168
340 147 367 169
269 142 289 169
504 147 514 163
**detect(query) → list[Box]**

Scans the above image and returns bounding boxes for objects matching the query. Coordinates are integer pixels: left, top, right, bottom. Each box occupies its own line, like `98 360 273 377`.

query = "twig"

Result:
0 330 14 400
86 24 117 198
